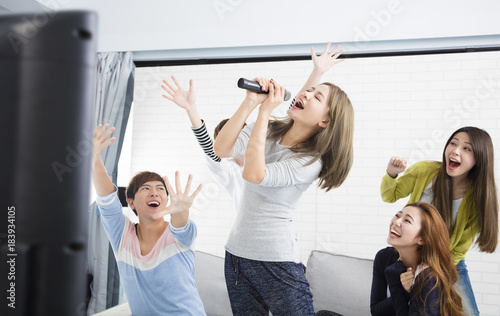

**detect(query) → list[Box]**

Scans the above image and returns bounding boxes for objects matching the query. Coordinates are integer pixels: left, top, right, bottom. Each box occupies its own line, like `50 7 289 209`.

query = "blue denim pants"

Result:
224 251 315 316
455 260 480 316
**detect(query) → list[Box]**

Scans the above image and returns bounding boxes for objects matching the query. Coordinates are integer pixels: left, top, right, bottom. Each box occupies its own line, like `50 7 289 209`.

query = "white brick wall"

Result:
130 51 500 315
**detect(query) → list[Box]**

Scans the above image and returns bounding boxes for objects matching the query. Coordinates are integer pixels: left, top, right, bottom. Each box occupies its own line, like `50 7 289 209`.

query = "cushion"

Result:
195 251 232 316
306 250 373 316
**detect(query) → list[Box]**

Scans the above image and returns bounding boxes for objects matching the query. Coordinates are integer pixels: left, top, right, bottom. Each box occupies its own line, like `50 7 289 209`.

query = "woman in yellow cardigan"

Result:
380 126 498 316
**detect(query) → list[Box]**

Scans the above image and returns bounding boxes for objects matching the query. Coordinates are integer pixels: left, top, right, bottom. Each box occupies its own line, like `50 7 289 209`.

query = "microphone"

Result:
237 78 291 101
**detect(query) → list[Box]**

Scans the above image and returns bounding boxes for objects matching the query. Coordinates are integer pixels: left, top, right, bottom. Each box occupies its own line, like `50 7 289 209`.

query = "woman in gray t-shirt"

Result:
214 43 355 316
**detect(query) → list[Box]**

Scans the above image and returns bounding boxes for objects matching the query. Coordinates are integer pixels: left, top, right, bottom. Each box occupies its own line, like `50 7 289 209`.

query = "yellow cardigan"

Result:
380 161 479 265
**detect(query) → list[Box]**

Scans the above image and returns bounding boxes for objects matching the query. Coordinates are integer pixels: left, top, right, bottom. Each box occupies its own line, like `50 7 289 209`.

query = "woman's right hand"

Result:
387 156 407 178
385 260 406 285
161 76 196 112
400 267 414 293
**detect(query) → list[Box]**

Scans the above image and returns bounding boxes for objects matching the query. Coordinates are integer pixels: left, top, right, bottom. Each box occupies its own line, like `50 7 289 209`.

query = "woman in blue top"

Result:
92 124 205 315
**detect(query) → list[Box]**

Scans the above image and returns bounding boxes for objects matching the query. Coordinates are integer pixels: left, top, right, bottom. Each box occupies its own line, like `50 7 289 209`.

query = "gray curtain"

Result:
87 52 135 315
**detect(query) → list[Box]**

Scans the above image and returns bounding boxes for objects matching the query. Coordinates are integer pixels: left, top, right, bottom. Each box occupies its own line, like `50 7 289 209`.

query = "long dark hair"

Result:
268 82 354 191
432 126 498 252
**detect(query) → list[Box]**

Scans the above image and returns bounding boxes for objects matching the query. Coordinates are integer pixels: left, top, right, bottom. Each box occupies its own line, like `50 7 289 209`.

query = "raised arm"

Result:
242 79 285 184
162 76 221 163
295 42 344 98
92 124 116 196
161 76 202 129
387 156 407 179
152 171 202 228
214 79 269 158
381 157 417 203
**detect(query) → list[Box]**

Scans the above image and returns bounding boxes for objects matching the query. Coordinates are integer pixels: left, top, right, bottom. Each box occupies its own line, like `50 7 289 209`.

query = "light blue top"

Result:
96 189 206 316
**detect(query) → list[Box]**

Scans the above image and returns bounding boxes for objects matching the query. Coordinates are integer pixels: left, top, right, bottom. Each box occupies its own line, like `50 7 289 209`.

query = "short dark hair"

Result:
126 171 167 215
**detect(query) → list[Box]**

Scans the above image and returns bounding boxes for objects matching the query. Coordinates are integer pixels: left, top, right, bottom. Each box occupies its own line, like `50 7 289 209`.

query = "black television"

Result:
0 10 97 316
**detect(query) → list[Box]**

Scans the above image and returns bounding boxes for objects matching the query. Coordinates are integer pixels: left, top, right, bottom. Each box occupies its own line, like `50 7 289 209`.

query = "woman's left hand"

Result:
152 171 203 219
259 79 284 115
311 42 344 75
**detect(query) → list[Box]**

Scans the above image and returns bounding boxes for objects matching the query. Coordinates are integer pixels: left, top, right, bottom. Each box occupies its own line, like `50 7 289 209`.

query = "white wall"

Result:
34 0 500 58
130 51 500 315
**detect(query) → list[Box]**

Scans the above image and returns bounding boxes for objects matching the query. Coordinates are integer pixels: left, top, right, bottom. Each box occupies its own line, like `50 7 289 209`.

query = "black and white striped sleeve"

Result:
192 120 221 163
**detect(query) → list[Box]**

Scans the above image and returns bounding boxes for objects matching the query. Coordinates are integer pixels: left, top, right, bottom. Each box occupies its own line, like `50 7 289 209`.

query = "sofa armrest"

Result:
306 250 373 316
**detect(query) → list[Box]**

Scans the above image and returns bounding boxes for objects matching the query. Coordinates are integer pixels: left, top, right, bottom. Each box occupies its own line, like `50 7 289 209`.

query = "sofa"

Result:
306 250 374 316
94 250 374 316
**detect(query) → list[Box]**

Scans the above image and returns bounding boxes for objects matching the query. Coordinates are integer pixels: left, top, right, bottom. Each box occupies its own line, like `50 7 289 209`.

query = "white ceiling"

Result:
4 0 500 60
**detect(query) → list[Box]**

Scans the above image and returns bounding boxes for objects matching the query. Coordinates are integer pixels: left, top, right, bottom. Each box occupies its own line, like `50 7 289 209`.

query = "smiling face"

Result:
128 180 168 218
387 206 424 250
287 84 331 129
444 132 476 179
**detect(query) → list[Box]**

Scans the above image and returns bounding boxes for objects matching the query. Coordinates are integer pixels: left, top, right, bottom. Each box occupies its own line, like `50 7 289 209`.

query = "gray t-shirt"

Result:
225 122 322 262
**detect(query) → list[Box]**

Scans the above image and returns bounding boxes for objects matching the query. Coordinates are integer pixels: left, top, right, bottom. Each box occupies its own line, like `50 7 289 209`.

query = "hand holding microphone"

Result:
238 78 291 102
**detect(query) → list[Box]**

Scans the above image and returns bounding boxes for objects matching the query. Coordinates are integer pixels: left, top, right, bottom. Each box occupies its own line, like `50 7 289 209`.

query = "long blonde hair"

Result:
268 82 354 191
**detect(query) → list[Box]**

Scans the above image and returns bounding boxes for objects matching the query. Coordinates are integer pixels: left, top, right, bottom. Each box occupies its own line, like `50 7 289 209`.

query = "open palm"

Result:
152 172 203 219
161 76 196 111
93 124 115 163
311 42 344 74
